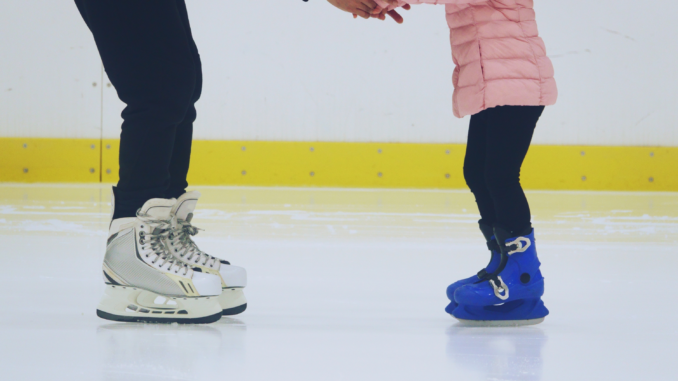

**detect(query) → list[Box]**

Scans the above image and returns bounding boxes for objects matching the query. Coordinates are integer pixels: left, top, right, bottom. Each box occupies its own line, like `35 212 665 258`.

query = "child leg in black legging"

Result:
447 105 549 324
463 105 545 235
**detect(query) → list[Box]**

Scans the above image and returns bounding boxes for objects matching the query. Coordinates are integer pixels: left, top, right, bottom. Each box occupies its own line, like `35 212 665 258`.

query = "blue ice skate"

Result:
445 222 501 314
452 227 549 326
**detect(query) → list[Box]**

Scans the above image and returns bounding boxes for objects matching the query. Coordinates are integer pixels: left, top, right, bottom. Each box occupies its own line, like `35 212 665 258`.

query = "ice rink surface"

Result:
1 184 677 381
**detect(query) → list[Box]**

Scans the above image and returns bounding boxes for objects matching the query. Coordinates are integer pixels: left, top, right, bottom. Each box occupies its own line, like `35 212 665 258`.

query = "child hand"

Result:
327 0 381 19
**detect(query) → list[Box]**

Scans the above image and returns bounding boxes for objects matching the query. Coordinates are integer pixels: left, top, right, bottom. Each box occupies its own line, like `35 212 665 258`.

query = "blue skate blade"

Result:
452 298 549 322
455 317 546 327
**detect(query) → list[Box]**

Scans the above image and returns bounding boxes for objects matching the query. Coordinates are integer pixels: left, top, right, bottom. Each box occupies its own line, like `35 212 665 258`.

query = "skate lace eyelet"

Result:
490 276 509 301
506 237 531 255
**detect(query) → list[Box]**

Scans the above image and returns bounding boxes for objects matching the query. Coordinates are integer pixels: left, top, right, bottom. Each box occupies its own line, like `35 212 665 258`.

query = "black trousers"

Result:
463 105 545 235
75 0 201 219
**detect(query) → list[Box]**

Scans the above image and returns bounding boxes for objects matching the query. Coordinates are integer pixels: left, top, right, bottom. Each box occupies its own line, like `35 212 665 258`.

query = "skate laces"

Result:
486 237 531 300
505 237 531 255
168 217 219 268
136 211 190 276
489 276 509 300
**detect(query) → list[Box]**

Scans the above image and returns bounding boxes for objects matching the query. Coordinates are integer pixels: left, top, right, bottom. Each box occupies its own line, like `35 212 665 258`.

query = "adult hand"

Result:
327 0 380 19
375 3 411 24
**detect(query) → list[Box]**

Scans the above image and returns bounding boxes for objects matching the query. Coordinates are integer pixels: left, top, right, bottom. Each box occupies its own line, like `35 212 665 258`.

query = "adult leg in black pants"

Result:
75 0 201 218
78 1 248 324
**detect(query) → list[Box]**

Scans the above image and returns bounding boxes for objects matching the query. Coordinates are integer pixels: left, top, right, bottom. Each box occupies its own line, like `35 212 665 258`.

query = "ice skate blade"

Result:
219 288 247 316
96 285 222 324
222 303 247 316
454 317 545 327
96 309 223 324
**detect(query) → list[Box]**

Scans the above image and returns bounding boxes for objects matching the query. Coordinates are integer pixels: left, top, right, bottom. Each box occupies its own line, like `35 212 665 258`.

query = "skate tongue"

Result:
172 191 201 221
139 199 176 219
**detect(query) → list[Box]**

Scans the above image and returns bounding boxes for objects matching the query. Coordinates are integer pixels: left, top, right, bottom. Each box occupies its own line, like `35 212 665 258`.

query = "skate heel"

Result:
219 288 247 315
96 285 222 324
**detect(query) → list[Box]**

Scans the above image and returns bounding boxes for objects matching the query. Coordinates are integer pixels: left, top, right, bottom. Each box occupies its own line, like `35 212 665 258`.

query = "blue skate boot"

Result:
452 226 549 326
445 222 501 314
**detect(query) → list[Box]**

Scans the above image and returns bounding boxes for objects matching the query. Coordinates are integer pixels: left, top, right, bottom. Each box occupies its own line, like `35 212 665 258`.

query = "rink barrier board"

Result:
0 138 102 183
1 138 677 191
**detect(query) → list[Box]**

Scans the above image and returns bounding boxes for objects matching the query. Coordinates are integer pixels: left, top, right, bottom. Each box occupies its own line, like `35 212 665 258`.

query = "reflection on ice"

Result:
97 324 223 380
96 320 247 381
446 325 546 381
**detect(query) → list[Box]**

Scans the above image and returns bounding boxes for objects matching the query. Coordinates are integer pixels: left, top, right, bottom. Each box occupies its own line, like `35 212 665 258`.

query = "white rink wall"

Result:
1 0 677 146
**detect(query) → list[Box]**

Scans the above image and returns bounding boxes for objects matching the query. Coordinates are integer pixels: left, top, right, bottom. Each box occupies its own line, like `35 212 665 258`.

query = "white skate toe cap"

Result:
192 272 222 296
219 265 247 288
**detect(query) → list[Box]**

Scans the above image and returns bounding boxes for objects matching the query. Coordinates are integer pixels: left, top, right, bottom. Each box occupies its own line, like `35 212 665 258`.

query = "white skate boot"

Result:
166 191 248 316
97 197 223 324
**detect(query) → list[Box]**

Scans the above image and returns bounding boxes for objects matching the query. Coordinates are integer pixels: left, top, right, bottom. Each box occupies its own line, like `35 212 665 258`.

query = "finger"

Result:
387 9 404 24
372 8 385 20
361 0 379 11
403 4 411 10
353 13 358 18
355 9 370 19
356 5 373 14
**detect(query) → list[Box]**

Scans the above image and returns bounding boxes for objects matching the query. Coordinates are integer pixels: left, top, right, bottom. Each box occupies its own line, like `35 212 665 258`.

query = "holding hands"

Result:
325 0 410 23
369 2 411 24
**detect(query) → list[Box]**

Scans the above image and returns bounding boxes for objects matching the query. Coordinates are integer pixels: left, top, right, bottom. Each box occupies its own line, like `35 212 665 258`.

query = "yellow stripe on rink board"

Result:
2 137 677 191
184 141 469 189
101 139 468 188
0 138 101 183
522 145 677 191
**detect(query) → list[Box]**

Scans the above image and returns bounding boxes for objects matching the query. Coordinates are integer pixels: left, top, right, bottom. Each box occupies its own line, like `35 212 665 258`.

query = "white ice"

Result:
1 184 677 381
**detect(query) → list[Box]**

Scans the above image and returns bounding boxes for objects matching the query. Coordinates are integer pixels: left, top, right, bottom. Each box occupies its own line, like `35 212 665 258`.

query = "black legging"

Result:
75 0 201 219
463 105 545 235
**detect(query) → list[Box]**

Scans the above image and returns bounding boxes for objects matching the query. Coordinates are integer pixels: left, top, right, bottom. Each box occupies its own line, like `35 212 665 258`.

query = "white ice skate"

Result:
97 197 223 324
166 191 248 316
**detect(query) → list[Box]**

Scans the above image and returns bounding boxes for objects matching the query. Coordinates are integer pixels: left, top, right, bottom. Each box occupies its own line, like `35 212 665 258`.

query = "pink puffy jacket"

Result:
376 0 557 118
